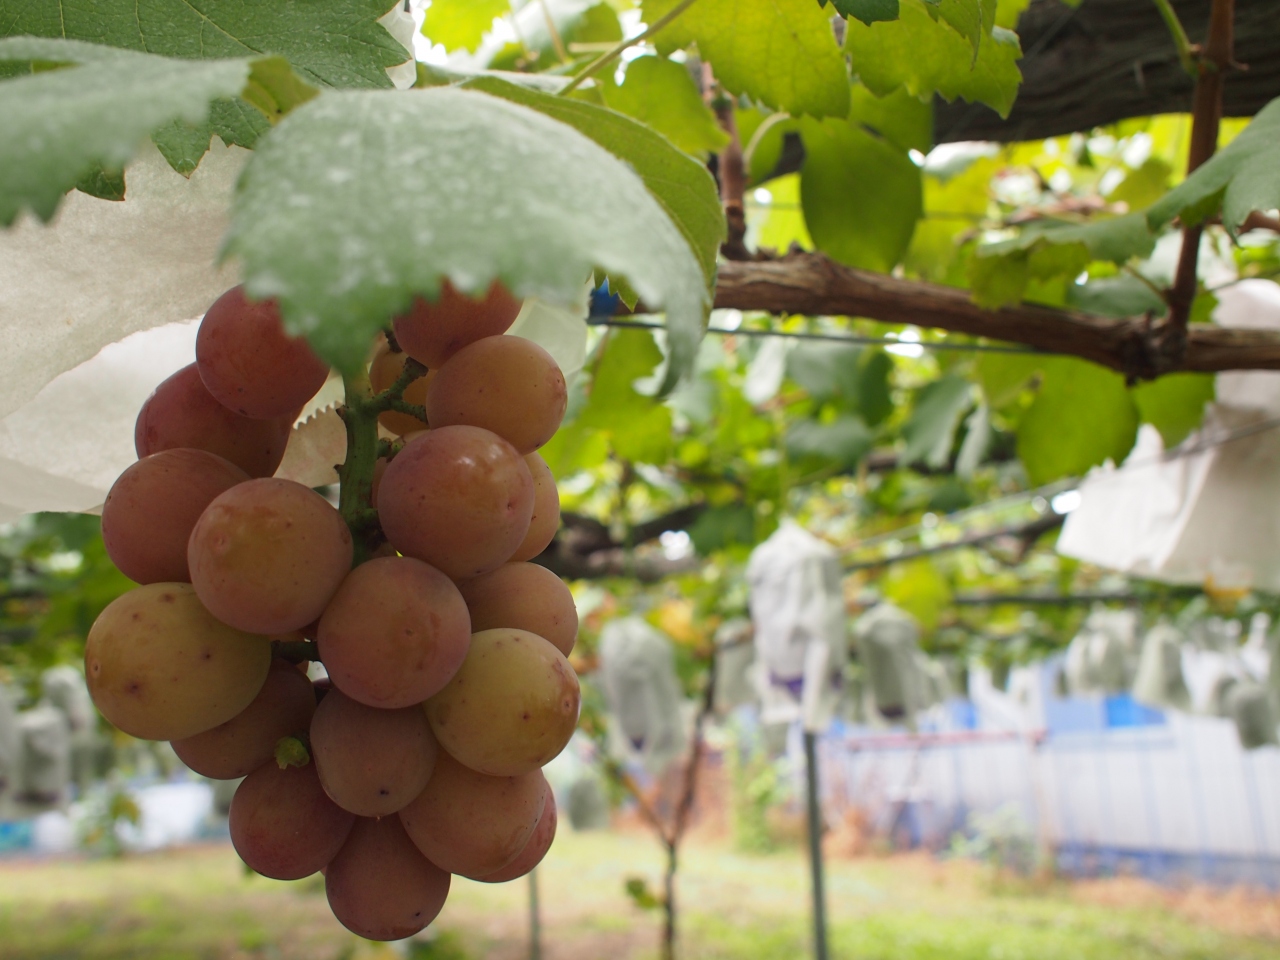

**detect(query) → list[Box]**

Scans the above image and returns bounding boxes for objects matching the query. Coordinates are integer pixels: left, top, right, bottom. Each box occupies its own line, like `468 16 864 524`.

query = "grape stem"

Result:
336 352 428 562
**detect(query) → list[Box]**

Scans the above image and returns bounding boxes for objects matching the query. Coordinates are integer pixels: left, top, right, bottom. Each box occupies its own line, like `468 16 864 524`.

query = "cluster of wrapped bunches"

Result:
85 282 578 940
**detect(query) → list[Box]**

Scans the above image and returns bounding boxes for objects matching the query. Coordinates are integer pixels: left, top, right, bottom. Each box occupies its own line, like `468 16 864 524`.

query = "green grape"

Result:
476 789 557 883
425 336 566 454
377 426 534 580
425 629 579 777
85 583 271 740
229 760 354 880
134 364 292 478
188 478 353 634
457 562 578 657
316 556 470 709
102 448 248 584
392 279 522 369
310 687 438 817
171 658 316 779
196 285 331 419
398 750 547 877
326 815 451 941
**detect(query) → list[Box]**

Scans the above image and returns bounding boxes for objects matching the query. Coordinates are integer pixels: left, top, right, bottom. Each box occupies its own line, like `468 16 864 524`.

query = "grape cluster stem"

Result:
335 351 428 563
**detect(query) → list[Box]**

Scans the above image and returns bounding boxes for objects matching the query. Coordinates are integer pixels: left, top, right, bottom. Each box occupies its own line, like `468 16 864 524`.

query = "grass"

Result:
0 829 1275 960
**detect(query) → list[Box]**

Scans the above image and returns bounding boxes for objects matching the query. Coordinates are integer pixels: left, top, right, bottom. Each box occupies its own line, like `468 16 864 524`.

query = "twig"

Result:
559 0 702 95
1150 0 1197 75
706 67 750 261
1165 0 1236 358
536 0 570 63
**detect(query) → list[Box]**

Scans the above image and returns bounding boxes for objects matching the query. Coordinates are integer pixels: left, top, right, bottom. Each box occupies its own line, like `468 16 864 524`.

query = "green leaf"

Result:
857 351 895 426
970 213 1156 308
75 164 126 202
0 39 262 224
975 351 1039 408
1016 358 1139 485
1148 97 1280 232
688 505 757 554
826 0 901 25
787 415 874 467
1107 156 1172 212
901 374 972 467
577 329 674 463
924 0 999 56
1066 275 1166 318
799 117 923 272
1 0 408 89
845 0 1022 117
604 56 729 159
786 342 864 399
224 88 710 386
882 558 951 630
464 77 722 386
422 0 508 53
644 0 851 118
849 83 933 155
1131 374 1215 449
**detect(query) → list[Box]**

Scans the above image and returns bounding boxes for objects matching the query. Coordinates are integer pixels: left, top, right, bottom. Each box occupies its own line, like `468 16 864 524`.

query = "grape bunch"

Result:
85 282 580 940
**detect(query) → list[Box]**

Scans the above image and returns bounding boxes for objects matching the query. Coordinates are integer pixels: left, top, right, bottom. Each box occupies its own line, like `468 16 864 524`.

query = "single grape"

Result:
135 364 292 478
310 688 438 817
368 343 433 435
317 556 470 709
377 426 533 580
392 279 522 369
326 815 451 941
188 478 353 634
171 658 316 779
425 336 566 454
398 750 547 877
425 629 579 777
475 789 558 883
102 449 249 584
196 285 331 419
509 452 559 563
84 583 271 740
229 760 355 880
457 562 577 657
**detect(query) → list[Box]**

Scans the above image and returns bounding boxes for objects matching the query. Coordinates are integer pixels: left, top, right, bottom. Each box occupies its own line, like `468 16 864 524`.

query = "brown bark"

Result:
713 253 1280 376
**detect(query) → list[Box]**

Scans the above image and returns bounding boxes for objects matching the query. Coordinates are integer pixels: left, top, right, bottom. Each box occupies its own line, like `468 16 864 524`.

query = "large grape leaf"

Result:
824 0 900 25
901 375 973 467
644 0 850 118
1131 374 1215 449
970 213 1157 308
1147 97 1280 232
0 0 408 89
0 38 314 224
845 0 1022 117
1016 358 1139 485
603 56 729 159
223 88 710 390
464 77 724 300
576 328 674 464
799 117 923 272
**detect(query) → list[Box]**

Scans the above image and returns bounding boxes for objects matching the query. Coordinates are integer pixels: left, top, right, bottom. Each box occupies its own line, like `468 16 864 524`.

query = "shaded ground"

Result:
0 830 1277 960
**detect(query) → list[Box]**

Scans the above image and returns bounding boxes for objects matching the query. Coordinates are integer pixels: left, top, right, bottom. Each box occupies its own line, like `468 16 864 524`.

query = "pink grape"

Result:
425 628 579 777
310 687 438 817
377 426 534 580
456 562 578 657
398 750 547 877
188 478 353 634
476 789 558 883
316 556 470 709
85 583 271 740
509 451 559 562
101 448 248 584
171 658 316 779
326 815 451 941
229 760 354 880
425 336 567 454
196 285 331 419
135 364 292 478
392 279 522 369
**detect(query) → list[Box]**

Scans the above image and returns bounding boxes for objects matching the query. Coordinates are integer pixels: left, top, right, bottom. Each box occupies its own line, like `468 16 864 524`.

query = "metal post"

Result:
529 866 542 960
804 730 830 960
